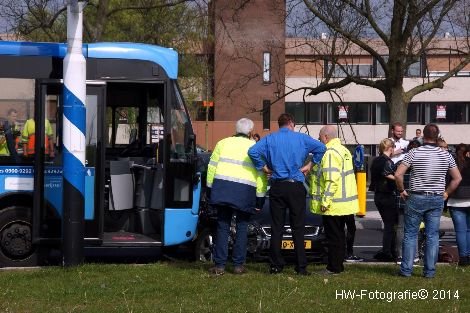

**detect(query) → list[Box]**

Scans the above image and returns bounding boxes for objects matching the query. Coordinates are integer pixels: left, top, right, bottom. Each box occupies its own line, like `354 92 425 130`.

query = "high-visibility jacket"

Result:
0 123 20 156
21 119 54 156
207 134 268 214
310 138 359 216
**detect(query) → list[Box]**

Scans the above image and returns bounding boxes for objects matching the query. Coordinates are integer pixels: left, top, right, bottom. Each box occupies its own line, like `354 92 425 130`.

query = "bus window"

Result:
85 95 98 166
0 78 35 164
170 84 191 160
18 89 59 165
106 107 139 147
44 94 59 164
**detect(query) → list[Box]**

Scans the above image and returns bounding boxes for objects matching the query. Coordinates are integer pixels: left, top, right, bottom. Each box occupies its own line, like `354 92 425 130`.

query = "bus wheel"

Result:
0 207 41 267
194 228 214 263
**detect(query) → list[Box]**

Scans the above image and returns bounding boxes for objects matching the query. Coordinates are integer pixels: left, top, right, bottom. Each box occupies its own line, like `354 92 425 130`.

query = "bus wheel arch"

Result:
0 206 42 267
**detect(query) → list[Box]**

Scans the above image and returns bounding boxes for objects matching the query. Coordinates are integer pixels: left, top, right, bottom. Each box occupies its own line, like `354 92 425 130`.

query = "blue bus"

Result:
0 41 201 266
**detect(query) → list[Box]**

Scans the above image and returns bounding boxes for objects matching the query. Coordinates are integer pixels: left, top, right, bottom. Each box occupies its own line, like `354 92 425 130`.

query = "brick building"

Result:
192 0 286 148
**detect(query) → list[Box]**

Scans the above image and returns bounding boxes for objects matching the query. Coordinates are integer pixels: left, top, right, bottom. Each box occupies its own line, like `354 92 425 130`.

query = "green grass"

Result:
0 262 468 313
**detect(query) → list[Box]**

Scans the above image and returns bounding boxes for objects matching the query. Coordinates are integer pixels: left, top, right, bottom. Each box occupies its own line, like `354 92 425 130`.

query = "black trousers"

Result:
374 192 398 257
344 214 356 256
269 181 307 272
323 215 349 273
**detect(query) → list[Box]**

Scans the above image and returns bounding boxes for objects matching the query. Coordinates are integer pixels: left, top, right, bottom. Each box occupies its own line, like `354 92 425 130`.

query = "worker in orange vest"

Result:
21 118 55 158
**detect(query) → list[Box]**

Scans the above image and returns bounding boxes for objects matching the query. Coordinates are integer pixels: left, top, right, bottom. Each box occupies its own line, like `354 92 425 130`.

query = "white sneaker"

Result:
396 257 419 265
345 255 364 263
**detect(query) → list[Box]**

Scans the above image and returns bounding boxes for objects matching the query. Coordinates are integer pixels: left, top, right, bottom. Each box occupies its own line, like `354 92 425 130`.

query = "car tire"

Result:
194 227 214 263
0 206 44 267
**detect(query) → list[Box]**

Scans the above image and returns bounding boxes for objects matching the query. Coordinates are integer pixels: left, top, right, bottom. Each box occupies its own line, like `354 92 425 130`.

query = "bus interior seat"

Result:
109 160 134 211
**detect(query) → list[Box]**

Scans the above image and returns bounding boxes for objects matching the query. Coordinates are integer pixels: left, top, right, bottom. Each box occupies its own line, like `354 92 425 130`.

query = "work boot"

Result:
233 265 247 275
208 266 225 276
458 256 469 267
295 269 311 276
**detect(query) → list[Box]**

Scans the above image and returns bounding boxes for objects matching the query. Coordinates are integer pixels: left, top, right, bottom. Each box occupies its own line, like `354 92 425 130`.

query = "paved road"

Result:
352 191 456 261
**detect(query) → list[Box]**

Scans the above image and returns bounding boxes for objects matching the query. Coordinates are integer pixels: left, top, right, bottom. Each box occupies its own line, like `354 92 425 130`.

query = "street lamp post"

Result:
62 0 86 267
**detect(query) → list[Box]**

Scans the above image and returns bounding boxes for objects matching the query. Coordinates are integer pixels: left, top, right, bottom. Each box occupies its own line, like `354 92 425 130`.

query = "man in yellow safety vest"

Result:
310 125 359 275
21 118 55 158
206 118 267 276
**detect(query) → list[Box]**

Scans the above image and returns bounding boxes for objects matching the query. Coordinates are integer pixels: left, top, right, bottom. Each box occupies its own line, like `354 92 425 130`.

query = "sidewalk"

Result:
355 210 455 232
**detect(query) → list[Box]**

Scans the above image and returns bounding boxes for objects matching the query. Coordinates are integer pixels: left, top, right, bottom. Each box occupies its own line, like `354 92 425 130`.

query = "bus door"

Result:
163 81 200 246
32 81 62 243
32 81 105 243
83 84 106 242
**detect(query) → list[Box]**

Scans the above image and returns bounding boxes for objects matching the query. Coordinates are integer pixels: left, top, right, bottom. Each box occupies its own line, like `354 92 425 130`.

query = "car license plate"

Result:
281 240 311 250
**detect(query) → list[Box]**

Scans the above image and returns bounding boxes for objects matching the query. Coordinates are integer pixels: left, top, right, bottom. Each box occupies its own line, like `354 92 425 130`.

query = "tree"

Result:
286 0 470 133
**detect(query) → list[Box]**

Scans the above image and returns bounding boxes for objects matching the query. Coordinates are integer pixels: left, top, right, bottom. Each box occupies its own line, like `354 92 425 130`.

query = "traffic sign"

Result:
353 145 364 169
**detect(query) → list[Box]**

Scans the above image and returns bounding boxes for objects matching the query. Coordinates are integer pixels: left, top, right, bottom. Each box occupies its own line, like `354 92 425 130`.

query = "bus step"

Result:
101 231 162 247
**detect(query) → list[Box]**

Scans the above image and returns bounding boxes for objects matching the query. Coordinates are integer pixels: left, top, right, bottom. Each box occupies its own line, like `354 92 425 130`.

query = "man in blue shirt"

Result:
248 113 326 275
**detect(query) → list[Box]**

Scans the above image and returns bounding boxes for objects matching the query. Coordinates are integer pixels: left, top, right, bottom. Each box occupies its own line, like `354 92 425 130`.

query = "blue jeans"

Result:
400 194 443 278
450 207 470 257
213 205 251 268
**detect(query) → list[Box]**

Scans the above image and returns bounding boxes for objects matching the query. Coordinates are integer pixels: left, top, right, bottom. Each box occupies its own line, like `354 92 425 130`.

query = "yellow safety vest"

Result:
21 119 53 156
207 136 267 198
310 138 359 216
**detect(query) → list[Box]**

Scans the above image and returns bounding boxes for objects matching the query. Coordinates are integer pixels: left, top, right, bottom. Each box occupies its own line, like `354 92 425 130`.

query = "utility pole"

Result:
62 0 86 266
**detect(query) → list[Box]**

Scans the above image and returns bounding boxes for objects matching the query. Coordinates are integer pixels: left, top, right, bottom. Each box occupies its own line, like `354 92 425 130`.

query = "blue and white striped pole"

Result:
62 0 86 266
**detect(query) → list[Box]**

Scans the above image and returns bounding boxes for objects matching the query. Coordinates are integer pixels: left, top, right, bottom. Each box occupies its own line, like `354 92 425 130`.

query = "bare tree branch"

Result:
105 0 192 18
406 54 470 99
301 0 386 66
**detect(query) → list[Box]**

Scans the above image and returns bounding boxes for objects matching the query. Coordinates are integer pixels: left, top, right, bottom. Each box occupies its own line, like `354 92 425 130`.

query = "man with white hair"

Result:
207 118 268 275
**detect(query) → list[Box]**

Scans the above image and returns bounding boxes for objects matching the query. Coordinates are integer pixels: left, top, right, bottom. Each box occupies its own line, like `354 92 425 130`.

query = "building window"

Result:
307 103 322 124
456 71 470 77
375 56 422 77
286 102 306 124
263 52 271 83
376 103 390 124
355 103 371 123
455 103 470 123
325 62 373 78
406 59 422 77
425 103 470 124
326 103 371 124
427 71 447 77
375 57 387 77
285 102 322 124
357 64 373 77
407 103 421 123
